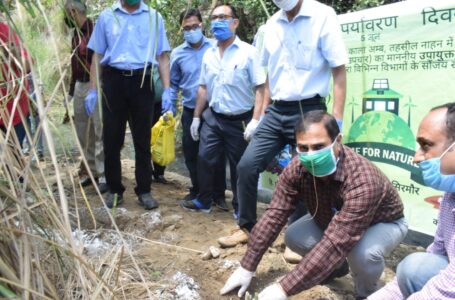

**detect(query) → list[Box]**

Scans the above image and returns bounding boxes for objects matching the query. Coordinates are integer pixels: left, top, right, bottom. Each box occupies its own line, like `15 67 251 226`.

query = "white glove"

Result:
190 117 201 141
219 266 254 298
244 119 259 142
258 283 287 300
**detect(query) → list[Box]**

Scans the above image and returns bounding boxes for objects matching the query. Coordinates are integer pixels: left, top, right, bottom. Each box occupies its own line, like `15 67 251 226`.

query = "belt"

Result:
210 108 253 121
273 95 325 107
104 65 153 77
183 106 195 112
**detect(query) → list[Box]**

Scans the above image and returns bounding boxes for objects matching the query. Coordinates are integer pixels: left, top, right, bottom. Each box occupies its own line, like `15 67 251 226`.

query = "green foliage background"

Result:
0 0 403 98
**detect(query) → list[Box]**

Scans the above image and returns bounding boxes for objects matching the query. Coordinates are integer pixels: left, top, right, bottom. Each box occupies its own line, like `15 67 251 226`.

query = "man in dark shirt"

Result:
65 0 106 193
220 110 407 299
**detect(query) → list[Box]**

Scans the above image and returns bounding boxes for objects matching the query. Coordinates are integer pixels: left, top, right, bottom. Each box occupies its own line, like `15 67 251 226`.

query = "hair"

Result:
211 3 239 19
179 8 203 25
295 110 340 141
430 102 455 142
64 0 86 13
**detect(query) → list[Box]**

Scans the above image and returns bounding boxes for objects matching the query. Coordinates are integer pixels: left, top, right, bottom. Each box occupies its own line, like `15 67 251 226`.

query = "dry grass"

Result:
0 1 161 299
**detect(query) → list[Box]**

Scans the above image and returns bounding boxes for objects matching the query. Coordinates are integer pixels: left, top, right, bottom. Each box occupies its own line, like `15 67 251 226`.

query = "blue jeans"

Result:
285 214 408 298
396 252 449 297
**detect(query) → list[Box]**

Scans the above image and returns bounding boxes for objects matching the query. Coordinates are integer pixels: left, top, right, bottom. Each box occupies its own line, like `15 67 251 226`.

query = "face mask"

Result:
299 138 338 177
124 0 140 5
183 28 203 45
273 0 299 11
418 141 455 192
211 20 233 41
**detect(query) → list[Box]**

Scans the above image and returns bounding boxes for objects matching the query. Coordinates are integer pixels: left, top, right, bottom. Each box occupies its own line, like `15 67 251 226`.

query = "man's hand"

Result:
219 266 254 297
161 87 176 115
244 119 259 142
190 118 201 141
84 89 97 115
258 283 287 300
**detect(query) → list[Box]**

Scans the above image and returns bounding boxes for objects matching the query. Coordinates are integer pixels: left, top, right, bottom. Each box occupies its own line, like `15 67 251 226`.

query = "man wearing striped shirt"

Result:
220 110 407 299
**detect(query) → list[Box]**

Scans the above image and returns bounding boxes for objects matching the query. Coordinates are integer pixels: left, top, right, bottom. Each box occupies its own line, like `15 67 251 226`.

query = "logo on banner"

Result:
345 79 424 185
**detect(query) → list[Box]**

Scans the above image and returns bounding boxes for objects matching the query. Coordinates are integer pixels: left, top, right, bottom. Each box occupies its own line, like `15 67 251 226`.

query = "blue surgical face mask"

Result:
211 20 233 41
183 28 203 45
418 140 455 192
124 0 140 5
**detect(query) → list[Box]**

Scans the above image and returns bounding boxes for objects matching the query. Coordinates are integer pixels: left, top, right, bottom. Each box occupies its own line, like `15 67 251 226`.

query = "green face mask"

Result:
298 138 338 177
125 0 140 5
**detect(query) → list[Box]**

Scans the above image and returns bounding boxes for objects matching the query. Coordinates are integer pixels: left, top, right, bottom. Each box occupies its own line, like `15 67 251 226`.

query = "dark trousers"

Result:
182 106 226 198
237 100 326 231
198 108 251 209
102 69 154 195
151 101 165 176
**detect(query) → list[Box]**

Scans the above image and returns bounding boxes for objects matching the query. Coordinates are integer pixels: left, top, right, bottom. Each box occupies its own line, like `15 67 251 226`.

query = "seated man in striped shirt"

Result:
369 103 455 300
220 110 407 300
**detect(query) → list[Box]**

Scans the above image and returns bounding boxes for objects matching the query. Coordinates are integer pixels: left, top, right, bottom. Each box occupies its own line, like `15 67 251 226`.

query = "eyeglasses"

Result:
182 23 201 32
210 14 233 21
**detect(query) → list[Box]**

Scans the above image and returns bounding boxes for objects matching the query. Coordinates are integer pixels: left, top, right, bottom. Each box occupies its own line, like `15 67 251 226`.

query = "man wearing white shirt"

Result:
219 0 348 247
181 4 265 213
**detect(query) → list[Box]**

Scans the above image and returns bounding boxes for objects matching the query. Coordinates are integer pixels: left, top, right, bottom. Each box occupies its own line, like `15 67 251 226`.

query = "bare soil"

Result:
46 157 423 300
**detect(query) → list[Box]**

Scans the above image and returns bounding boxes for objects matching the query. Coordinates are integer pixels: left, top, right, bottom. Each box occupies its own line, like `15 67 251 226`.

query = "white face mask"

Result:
273 0 299 11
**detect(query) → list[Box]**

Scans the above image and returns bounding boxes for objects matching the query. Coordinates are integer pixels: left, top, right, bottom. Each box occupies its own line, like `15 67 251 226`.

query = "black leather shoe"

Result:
138 193 159 210
321 259 349 284
80 176 98 187
105 192 123 209
153 175 168 184
98 182 109 194
213 197 229 211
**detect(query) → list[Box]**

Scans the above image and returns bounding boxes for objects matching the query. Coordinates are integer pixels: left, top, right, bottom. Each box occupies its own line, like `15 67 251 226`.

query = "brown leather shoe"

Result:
283 247 303 264
218 227 249 248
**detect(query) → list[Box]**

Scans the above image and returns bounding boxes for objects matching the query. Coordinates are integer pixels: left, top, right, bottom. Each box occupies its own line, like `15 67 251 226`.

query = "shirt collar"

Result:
113 1 149 14
332 145 346 182
80 19 92 33
212 35 241 52
183 35 210 50
277 0 312 23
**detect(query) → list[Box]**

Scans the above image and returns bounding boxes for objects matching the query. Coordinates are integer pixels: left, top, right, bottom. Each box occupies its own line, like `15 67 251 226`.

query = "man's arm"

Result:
169 52 181 104
157 51 170 89
252 84 265 120
193 85 208 118
331 65 346 121
89 53 102 90
261 76 271 116
241 158 302 272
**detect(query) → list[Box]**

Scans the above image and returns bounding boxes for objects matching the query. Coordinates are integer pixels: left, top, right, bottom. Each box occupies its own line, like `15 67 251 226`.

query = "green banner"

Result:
338 0 455 236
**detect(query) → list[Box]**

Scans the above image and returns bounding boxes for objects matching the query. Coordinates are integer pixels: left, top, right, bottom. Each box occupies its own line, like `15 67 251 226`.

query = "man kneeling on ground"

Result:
220 110 408 299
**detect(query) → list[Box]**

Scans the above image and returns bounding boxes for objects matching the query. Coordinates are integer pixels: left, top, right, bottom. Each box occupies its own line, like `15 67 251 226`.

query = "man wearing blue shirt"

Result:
87 0 171 210
180 4 265 213
166 8 227 207
220 0 348 247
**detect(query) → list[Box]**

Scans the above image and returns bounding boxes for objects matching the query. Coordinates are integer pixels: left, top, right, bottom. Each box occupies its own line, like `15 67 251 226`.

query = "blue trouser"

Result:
285 214 408 298
396 252 449 297
236 100 326 231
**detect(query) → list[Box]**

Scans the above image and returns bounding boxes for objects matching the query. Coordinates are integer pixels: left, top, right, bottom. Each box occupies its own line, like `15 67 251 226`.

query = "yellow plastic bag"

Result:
151 112 175 166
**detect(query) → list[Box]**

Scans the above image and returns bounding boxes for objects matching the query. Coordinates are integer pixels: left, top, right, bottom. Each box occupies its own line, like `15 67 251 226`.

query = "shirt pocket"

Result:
294 43 313 71
225 64 248 87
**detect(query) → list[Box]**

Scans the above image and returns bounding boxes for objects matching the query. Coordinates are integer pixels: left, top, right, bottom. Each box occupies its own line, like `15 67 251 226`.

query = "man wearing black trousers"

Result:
180 4 265 213
86 0 170 209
